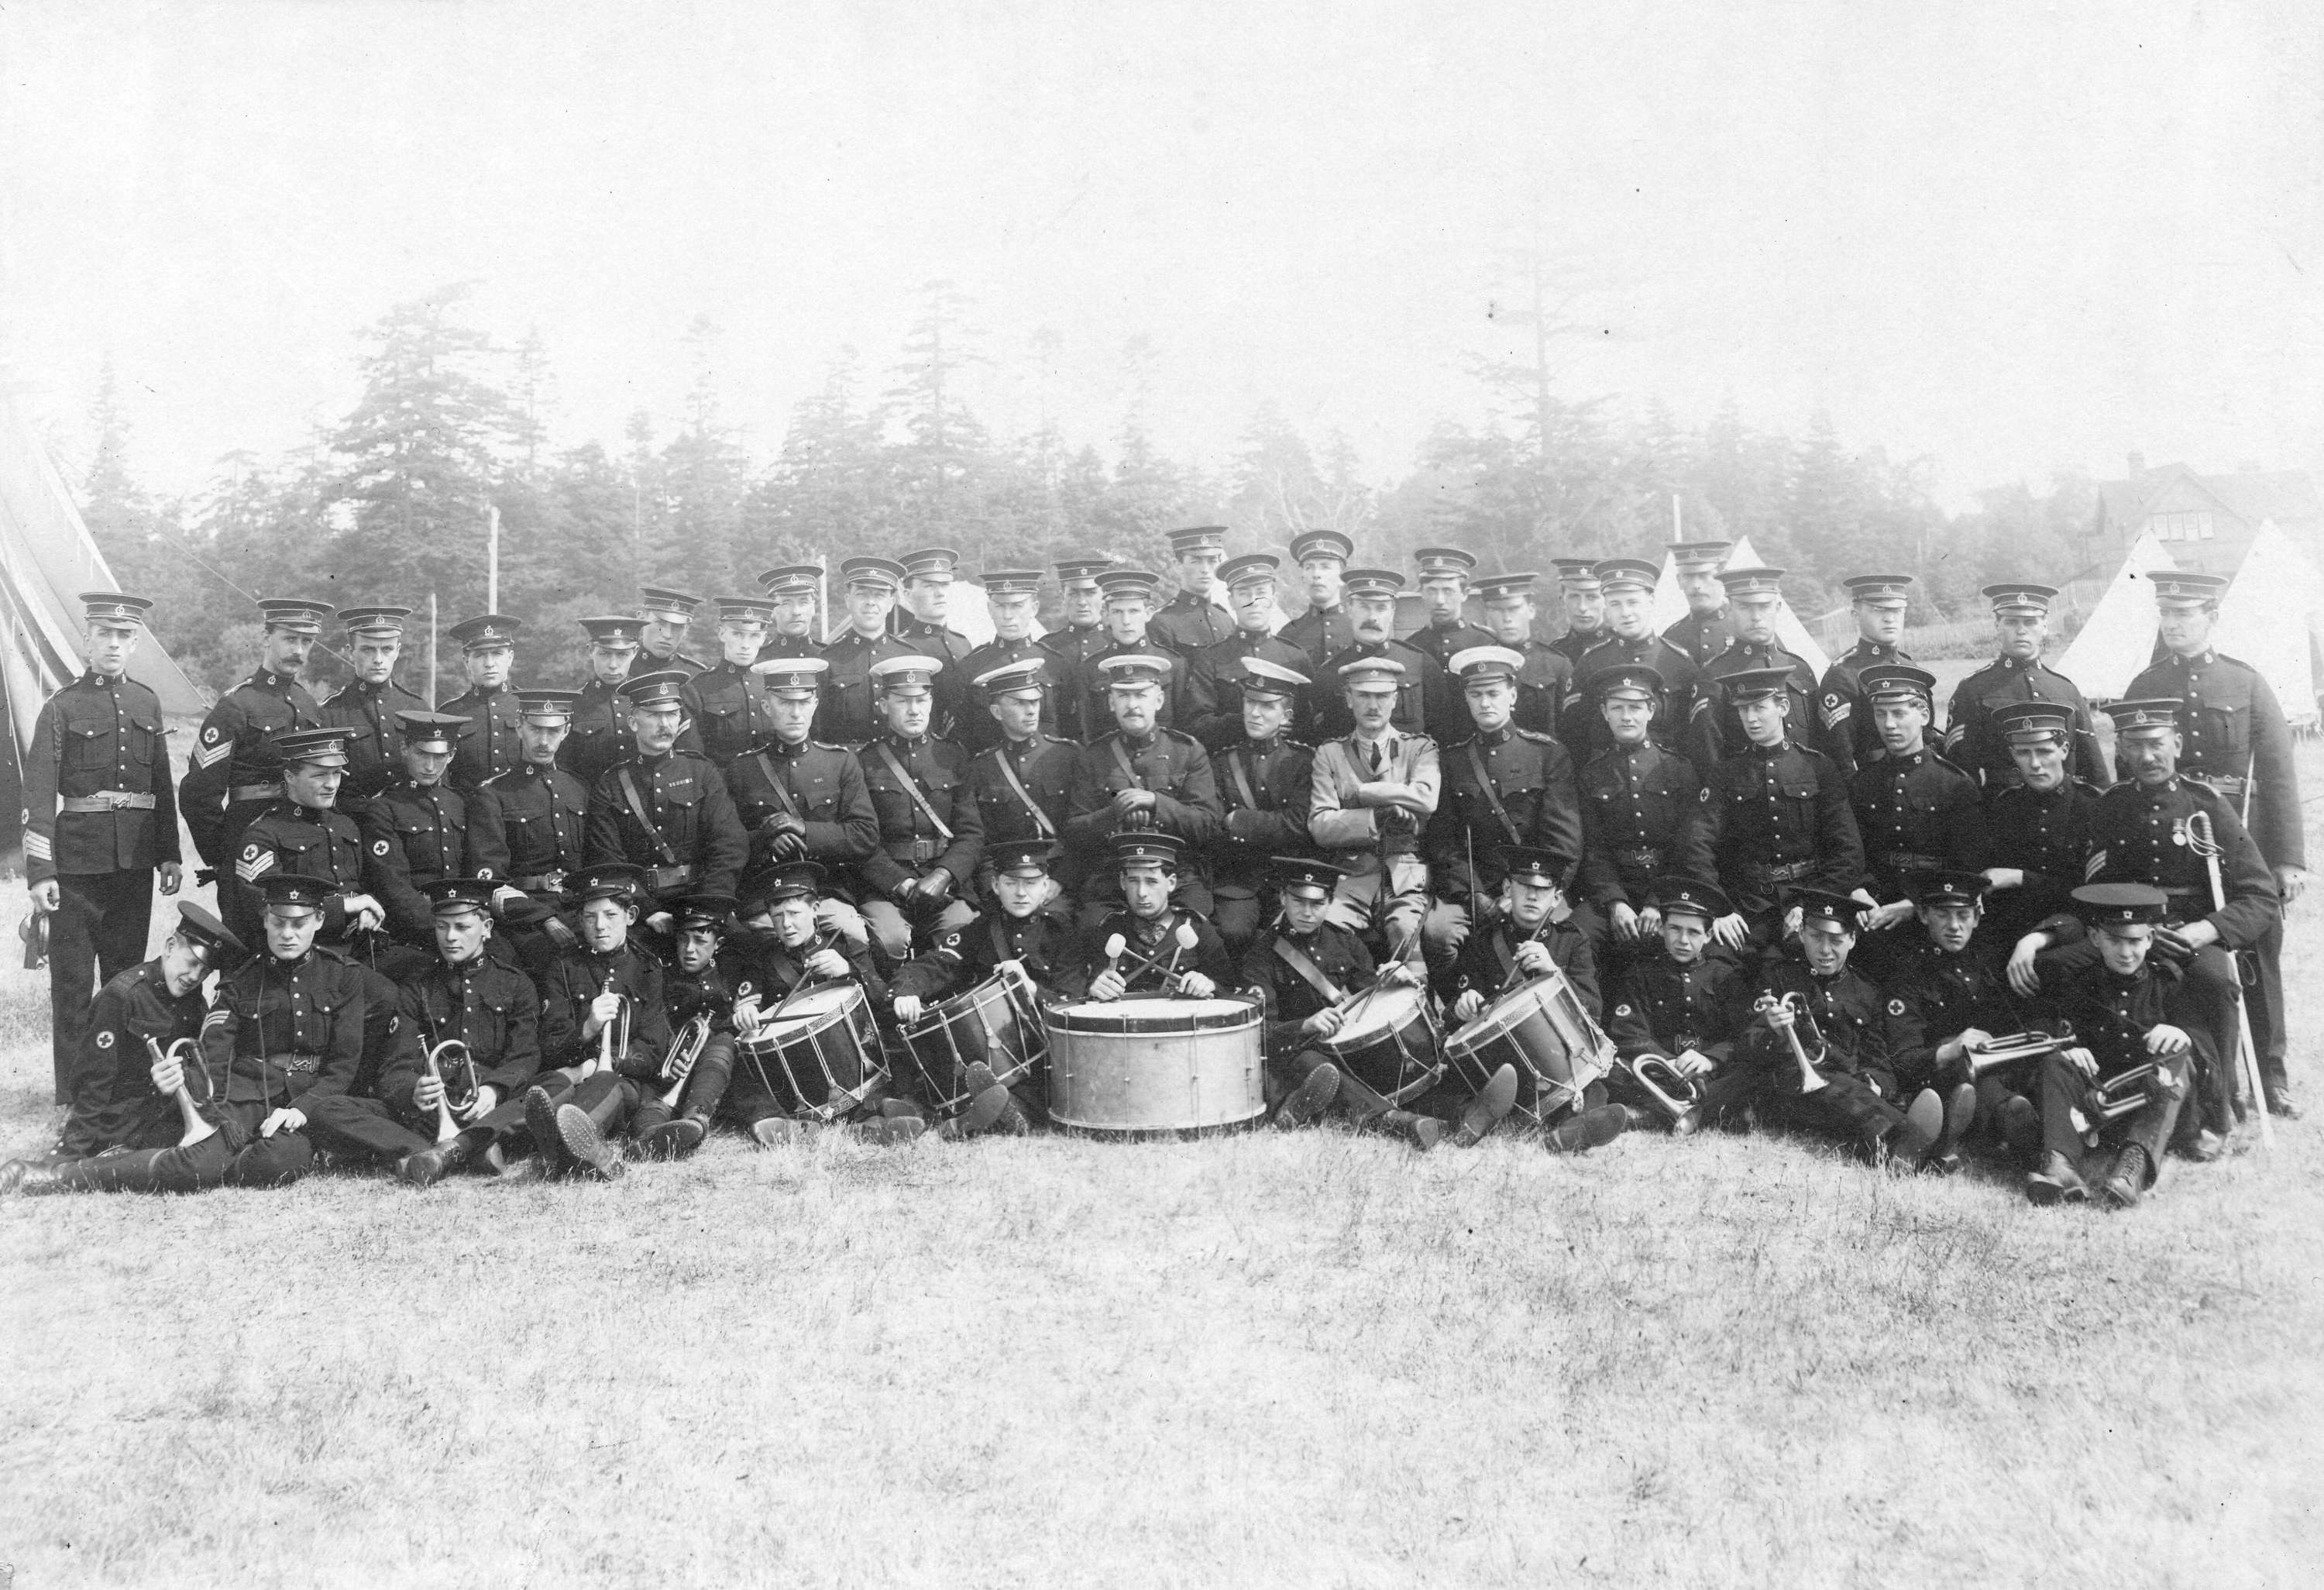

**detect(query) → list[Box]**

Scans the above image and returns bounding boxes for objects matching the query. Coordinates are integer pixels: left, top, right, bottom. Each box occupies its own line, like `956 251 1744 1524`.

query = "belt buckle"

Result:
543 870 566 893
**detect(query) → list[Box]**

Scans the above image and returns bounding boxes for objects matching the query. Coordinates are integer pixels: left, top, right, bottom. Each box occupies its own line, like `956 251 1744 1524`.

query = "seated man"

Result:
2024 883 2202 1210
2 903 243 1193
581 669 748 920
854 655 983 962
473 687 590 980
1057 831 1233 1000
528 862 674 1182
722 656 877 951
1208 657 1318 959
630 891 742 1159
359 708 494 978
1427 844 1602 1151
1064 653 1223 928
1883 869 2037 1163
962 659 1078 910
1308 657 1437 963
1693 890 1954 1168
1603 878 1754 1133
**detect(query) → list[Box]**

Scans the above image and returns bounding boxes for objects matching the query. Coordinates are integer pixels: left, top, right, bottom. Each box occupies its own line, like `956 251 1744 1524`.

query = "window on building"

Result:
2150 511 2216 542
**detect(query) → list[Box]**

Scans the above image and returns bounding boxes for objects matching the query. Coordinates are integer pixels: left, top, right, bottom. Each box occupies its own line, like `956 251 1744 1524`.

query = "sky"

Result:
2 0 2319 511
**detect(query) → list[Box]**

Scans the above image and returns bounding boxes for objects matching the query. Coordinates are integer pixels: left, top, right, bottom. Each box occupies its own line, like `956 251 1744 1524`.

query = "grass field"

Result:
2 745 2319 1587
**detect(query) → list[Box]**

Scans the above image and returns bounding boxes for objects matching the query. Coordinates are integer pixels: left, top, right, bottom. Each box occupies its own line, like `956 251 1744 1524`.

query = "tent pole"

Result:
427 594 438 710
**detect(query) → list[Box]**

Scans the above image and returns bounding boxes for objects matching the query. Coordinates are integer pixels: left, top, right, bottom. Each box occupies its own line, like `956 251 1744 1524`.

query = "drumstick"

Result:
1117 924 1197 984
1102 932 1126 986
762 930 839 1025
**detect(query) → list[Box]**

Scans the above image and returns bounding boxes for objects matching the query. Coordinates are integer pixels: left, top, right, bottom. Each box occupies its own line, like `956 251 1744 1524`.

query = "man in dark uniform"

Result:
1407 547 1495 670
1693 890 1956 1167
1066 653 1224 925
1846 664 1984 979
1573 664 1704 979
36 901 237 1168
755 564 826 663
583 669 749 917
441 612 524 791
1883 869 2038 1164
1660 540 1734 668
1080 567 1190 735
1602 878 1753 1131
561 614 645 789
1981 701 2102 955
1573 559 1709 769
894 547 976 735
1057 831 1235 997
1944 583 2112 792
724 657 877 948
1423 645 1582 966
1151 525 1236 652
1040 556 1117 738
679 594 779 769
527 862 671 1179
954 570 1067 755
1277 528 1360 674
473 688 589 979
1207 657 1317 957
317 604 425 814
1678 666 1865 953
636 587 709 676
1472 571 1573 736
1547 558 1608 666
2024 883 2203 1210
1698 566 1818 761
1185 553 1310 750
630 890 742 1158
180 594 328 900
2126 570 2305 1117
1814 573 1916 779
1309 569 1449 742
818 556 916 747
964 660 1078 904
854 655 983 961
359 710 492 976
25 590 184 1109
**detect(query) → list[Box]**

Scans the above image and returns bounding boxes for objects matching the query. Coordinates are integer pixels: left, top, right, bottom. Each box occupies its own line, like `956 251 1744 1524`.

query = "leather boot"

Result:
0 1158 64 1196
857 1116 928 1147
1272 1063 1341 1129
524 1086 571 1175
640 1117 706 1159
1923 1083 1978 1173
1885 1089 1945 1167
751 1117 808 1148
1543 1102 1629 1154
397 1128 486 1189
2098 1144 2150 1211
1449 1064 1519 1148
935 1082 1012 1141
2025 1151 2088 1206
629 1098 675 1150
556 1103 627 1181
1378 1110 1444 1151
1999 1095 2042 1158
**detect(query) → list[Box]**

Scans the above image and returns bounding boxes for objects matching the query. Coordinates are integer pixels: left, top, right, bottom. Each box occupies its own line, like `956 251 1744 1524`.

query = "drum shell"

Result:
735 983 884 1122
1044 996 1264 1137
1318 983 1443 1106
1444 974 1613 1129
896 965 1049 1118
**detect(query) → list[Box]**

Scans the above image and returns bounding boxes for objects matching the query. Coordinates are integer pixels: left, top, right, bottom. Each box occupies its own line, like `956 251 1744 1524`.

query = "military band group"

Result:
3 527 2305 1210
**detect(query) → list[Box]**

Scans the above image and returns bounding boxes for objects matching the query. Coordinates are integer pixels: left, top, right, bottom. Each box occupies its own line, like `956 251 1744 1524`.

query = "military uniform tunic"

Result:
470 761 590 891
1080 637 1189 738
892 615 975 735
57 958 208 1158
1883 939 2025 1094
559 677 638 790
1943 655 2111 793
1508 638 1575 738
359 776 486 948
1848 748 1985 900
536 942 671 1077
1604 953 1753 1067
1570 633 1710 770
1661 607 1730 670
1573 741 1704 912
628 646 707 679
1425 725 1583 900
1981 778 2100 945
1434 916 1601 1019
201 948 368 1109
1185 630 1315 749
441 681 523 791
1699 639 1820 762
1813 638 1912 780
855 732 985 898
679 660 778 770
1549 625 1608 667
1240 921 1375 1057
392 953 543 1103
1278 602 1360 674
1057 906 1235 997
2084 776 2278 950
318 676 427 810
1408 618 1496 672
818 629 920 747
583 749 748 903
725 738 880 880
232 801 371 945
952 635 1068 755
895 909 1076 1003
1308 638 1450 742
967 735 1078 859
2124 648 2303 869
180 666 321 872
1678 738 1865 919
1150 589 1236 654
1064 728 1223 897
1212 735 1318 890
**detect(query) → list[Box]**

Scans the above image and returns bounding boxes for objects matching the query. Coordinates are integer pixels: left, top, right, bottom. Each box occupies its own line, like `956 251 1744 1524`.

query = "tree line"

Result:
70 279 2098 700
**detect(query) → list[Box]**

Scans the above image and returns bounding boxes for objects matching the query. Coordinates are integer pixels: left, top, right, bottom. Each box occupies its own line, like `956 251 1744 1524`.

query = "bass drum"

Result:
1442 970 1614 1130
1318 981 1442 1106
896 963 1049 1119
734 983 885 1124
1044 995 1264 1137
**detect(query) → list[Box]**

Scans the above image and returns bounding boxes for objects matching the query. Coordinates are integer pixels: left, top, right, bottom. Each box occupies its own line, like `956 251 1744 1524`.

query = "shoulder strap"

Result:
871 742 954 843
1464 739 1522 843
615 767 682 864
1108 736 1143 790
1271 936 1347 1003
988 914 1012 965
991 746 1056 838
1226 745 1262 811
751 752 803 820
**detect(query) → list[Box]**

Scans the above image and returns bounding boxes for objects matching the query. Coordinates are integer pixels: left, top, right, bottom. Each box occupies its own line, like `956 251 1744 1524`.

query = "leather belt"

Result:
1611 845 1662 869
507 872 566 893
265 1053 321 1075
1875 850 1944 872
60 791 156 813
643 864 694 892
231 783 285 803
1743 859 1816 885
885 838 940 864
2194 773 2247 796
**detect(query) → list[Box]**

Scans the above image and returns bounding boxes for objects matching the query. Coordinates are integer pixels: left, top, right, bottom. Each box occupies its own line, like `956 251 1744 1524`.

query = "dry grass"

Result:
3 759 2322 1588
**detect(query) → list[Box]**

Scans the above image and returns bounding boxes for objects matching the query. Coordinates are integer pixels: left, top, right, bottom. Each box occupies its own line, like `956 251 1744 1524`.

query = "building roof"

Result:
2096 462 2323 532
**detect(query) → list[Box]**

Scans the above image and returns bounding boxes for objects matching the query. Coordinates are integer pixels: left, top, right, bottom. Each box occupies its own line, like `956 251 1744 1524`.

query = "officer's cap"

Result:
2104 697 2181 734
1095 653 1172 690
257 596 335 635
2073 881 2168 928
2152 571 2229 610
1236 656 1308 699
972 659 1047 700
1592 558 1660 593
1337 656 1407 693
79 591 155 627
1270 855 1348 897
1652 876 1731 922
1669 541 1733 574
868 655 944 695
988 840 1056 878
753 656 830 695
1906 869 1989 909
422 876 496 916
1449 645 1526 686
1288 528 1355 565
1112 830 1184 872
270 727 349 769
1218 553 1280 589
1788 888 1868 932
1859 663 1937 706
617 670 691 709
450 614 521 652
174 901 246 961
394 710 469 753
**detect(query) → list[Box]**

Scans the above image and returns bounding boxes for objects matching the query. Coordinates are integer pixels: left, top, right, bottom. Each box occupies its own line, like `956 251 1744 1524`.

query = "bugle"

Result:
658 1013 711 1108
1752 992 1827 1094
1963 1030 2068 1079
423 1039 478 1144
145 1035 217 1148
588 970 628 1078
1619 1052 1703 1124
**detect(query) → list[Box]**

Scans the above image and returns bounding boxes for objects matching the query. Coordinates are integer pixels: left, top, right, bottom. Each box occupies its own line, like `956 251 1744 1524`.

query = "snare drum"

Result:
1443 972 1614 1129
1045 995 1264 1137
734 983 885 1124
1318 982 1442 1106
897 964 1049 1117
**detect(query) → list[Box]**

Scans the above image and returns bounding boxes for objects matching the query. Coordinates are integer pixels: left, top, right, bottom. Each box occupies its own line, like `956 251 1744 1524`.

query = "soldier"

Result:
1309 657 1436 961
25 590 184 1110
1814 573 1917 778
582 669 748 916
1661 540 1735 668
854 655 983 960
1677 666 1865 953
2126 570 2305 1117
755 564 826 664
1424 646 1583 965
1845 664 1984 979
560 615 645 790
440 612 524 791
472 687 590 979
1186 553 1312 750
1080 567 1189 735
1208 657 1318 957
317 604 425 814
954 570 1067 756
1603 878 1754 1132
1057 831 1235 998
724 657 877 948
1573 665 1705 978
679 595 779 770
526 862 672 1180
964 660 1078 903
629 890 742 1158
36 901 239 1169
1698 566 1818 760
1546 558 1608 666
1981 701 2102 955
1471 571 1572 736
1943 582 2112 792
1573 559 1708 768
1308 569 1449 742
359 709 493 976
818 556 916 747
635 586 708 676
1065 653 1223 925
1150 525 1236 652
1040 555 1118 728
1277 528 1360 674
894 546 976 733
1407 547 1496 671
1883 869 2039 1165
1693 890 1957 1168
2023 883 2204 1210
180 594 328 899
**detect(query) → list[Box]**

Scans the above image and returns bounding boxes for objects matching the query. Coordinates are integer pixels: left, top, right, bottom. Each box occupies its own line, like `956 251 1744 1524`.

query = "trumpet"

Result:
423 1039 480 1144
145 1036 217 1149
1753 992 1827 1095
658 1013 710 1108
587 970 629 1078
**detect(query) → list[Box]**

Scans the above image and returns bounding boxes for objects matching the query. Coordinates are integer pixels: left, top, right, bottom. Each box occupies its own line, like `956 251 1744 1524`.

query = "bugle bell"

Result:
658 1013 710 1107
424 1039 479 1144
145 1035 216 1148
1752 992 1827 1095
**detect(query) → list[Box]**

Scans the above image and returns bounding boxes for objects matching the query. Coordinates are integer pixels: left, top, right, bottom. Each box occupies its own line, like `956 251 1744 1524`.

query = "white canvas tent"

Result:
2218 521 2324 730
1649 533 1831 676
2055 531 2176 701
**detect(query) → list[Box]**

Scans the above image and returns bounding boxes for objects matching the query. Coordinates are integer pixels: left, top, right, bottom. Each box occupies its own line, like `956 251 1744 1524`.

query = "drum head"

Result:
1332 982 1422 1042
1051 995 1256 1034
771 983 858 1029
